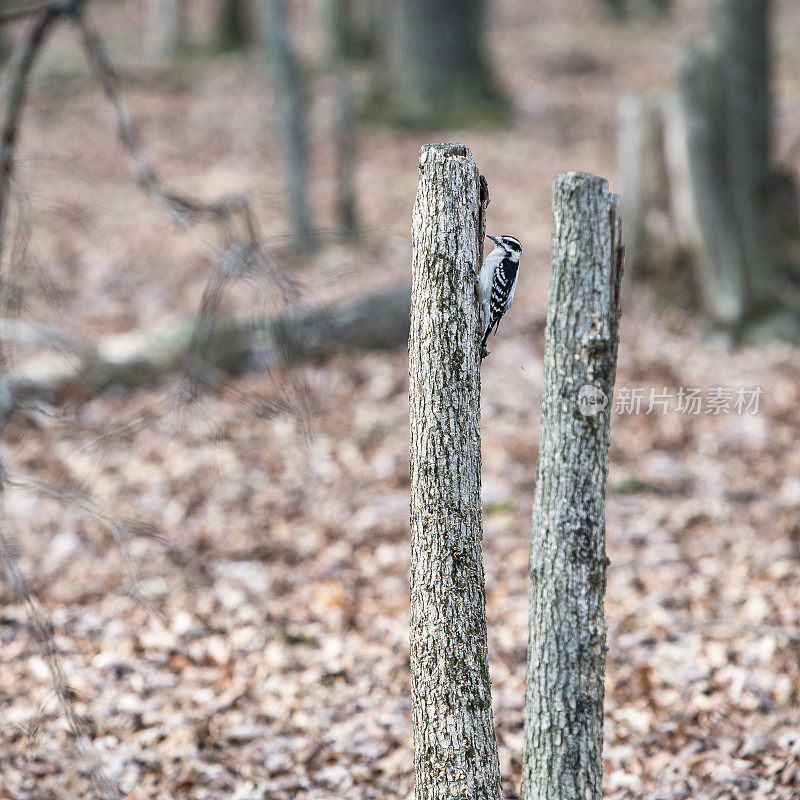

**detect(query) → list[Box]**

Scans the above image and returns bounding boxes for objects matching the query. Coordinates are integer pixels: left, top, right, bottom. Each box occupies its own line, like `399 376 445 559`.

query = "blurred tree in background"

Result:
262 0 315 247
600 0 670 21
618 0 800 344
146 0 185 56
374 0 506 127
217 0 252 51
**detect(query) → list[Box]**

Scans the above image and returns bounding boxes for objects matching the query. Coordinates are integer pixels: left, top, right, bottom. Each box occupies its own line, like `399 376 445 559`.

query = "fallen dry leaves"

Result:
2 0 800 798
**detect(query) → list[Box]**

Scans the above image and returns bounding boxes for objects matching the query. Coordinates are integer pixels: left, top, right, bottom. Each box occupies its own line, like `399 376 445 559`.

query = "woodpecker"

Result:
477 234 522 358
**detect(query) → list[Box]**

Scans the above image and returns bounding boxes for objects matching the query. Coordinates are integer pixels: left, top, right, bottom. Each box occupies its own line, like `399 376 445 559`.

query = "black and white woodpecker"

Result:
477 234 522 358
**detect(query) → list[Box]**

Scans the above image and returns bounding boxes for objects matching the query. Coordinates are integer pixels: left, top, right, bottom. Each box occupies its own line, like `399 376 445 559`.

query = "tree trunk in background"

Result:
600 0 670 20
409 143 500 800
329 0 358 236
616 92 668 279
713 0 775 312
385 0 503 127
521 173 623 800
261 0 315 247
617 0 800 342
324 0 381 60
671 45 749 328
217 0 250 51
145 0 185 57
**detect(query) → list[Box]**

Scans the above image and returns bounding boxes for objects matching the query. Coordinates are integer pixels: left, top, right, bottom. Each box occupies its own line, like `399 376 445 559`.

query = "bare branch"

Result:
69 4 250 227
0 1 51 24
0 4 313 796
0 4 62 264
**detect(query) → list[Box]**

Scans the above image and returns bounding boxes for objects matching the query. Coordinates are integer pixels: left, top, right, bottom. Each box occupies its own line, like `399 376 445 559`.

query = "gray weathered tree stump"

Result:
409 143 500 800
521 172 623 800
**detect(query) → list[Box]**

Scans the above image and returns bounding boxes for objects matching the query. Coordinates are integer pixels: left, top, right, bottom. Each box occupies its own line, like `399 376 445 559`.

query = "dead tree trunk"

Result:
521 172 623 800
673 45 749 327
409 143 500 800
8 284 413 404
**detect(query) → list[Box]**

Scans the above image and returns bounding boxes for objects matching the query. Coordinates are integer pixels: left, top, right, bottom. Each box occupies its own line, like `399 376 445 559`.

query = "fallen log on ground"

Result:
6 284 412 405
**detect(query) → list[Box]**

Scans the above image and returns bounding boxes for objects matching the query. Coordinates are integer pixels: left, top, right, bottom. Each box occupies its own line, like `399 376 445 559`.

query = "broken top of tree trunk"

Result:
409 143 500 800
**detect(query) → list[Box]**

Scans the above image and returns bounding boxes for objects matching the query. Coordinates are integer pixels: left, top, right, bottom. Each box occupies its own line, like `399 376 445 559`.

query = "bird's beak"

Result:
486 235 498 244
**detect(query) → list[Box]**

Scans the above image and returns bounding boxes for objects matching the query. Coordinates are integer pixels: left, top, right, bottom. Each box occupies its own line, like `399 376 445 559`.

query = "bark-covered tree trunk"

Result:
409 143 500 800
145 0 185 57
261 0 315 247
384 0 503 127
521 173 623 800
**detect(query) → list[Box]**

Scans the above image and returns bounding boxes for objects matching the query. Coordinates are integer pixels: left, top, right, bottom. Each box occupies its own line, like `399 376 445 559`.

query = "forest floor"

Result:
2 0 800 798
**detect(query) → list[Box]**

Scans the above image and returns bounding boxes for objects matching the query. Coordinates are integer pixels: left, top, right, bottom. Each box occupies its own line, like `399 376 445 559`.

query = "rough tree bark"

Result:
409 143 500 800
262 0 315 246
521 173 623 800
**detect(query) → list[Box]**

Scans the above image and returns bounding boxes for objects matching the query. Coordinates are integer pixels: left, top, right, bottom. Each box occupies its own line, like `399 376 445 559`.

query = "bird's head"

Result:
487 234 522 263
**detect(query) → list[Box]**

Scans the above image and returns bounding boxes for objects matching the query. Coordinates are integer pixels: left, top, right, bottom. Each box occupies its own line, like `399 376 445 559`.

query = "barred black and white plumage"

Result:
477 234 522 359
